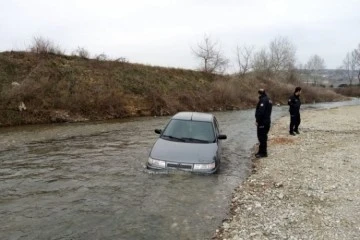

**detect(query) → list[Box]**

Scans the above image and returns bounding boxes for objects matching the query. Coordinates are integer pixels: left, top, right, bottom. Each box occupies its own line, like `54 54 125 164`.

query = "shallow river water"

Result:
0 99 359 240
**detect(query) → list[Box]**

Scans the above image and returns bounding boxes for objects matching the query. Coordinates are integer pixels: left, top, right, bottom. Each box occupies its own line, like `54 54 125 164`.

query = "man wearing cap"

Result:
288 87 302 135
255 89 273 158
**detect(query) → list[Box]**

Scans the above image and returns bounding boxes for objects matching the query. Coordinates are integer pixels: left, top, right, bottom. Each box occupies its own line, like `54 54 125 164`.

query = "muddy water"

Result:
0 99 359 240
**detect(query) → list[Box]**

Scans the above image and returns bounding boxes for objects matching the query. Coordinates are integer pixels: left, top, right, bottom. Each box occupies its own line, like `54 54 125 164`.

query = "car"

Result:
147 112 227 174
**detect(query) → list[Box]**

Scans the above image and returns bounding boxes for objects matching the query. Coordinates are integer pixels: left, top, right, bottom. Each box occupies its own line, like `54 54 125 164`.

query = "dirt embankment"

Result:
0 51 345 127
214 105 360 240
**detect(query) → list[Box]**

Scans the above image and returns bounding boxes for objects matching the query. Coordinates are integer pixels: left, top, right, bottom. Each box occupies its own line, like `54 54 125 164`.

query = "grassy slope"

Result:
0 51 346 126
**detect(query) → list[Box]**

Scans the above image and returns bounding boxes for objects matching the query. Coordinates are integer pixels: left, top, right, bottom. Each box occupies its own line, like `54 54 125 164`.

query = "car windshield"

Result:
161 119 215 143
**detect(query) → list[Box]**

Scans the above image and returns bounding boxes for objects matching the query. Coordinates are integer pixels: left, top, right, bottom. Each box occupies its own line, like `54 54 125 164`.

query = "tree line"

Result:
339 44 360 85
192 35 360 86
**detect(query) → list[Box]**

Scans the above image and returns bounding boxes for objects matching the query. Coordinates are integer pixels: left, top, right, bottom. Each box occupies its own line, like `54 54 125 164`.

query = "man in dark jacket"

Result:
288 87 302 135
255 89 272 158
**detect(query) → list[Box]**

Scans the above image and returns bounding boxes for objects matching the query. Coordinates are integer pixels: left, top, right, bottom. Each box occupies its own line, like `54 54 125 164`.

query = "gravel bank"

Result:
213 105 360 240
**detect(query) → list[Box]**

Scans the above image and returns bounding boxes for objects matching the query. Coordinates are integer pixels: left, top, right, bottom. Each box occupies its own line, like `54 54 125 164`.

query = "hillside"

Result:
0 51 345 126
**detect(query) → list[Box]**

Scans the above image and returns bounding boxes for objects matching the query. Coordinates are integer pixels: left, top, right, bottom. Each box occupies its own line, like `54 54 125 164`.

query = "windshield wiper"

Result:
162 135 185 142
181 137 210 143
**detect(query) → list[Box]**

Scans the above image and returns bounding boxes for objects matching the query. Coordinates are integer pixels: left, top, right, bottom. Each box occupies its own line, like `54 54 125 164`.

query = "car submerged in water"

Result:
147 112 227 174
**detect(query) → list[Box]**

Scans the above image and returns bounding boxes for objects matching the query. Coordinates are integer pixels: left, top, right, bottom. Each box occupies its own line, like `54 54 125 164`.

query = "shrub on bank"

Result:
334 85 360 97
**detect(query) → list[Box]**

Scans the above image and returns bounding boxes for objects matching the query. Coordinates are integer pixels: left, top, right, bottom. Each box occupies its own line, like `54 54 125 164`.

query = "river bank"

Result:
1 51 346 127
213 105 360 239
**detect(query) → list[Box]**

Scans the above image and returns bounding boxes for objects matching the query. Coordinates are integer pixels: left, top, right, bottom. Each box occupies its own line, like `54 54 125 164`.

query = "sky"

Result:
1 0 359 71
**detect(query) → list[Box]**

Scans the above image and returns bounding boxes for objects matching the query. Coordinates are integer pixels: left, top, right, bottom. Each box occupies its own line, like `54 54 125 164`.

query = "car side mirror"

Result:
154 129 162 134
218 134 227 140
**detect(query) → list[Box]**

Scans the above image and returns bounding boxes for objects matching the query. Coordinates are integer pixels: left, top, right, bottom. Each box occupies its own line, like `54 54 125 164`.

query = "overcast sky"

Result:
1 0 359 71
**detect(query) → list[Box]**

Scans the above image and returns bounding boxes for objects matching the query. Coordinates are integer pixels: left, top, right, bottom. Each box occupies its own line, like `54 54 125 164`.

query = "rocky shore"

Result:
213 105 360 240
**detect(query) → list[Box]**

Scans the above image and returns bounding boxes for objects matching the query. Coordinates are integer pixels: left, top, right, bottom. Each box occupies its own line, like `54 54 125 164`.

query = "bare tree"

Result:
269 36 296 73
252 48 271 76
296 63 304 71
354 43 360 84
295 63 309 84
342 52 356 85
192 35 229 74
251 36 296 78
306 54 325 85
302 62 312 85
235 45 254 77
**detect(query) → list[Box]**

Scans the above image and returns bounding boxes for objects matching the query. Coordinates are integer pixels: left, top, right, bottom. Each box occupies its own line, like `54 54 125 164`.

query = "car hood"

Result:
150 138 217 164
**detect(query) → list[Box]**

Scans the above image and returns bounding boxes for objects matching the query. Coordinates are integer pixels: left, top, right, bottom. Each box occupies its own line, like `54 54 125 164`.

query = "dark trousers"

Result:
290 113 301 133
257 123 270 154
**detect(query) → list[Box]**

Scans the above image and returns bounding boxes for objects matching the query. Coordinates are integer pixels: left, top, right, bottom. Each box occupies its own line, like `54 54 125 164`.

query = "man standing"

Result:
255 89 273 158
288 87 302 135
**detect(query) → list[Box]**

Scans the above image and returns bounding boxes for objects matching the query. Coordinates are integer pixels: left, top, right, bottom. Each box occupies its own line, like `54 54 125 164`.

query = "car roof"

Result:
171 112 214 122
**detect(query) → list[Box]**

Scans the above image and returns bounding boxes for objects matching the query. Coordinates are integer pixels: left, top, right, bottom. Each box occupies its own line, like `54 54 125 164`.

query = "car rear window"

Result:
161 119 215 143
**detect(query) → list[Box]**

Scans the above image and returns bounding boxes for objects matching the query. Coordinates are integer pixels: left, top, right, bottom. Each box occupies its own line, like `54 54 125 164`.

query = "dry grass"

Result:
0 51 347 126
334 85 360 97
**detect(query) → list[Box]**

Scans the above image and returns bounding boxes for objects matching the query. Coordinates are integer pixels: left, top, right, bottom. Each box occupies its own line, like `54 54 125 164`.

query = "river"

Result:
0 99 359 240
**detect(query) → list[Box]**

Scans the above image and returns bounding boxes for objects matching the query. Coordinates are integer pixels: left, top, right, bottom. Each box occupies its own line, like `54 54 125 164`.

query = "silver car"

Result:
147 112 227 174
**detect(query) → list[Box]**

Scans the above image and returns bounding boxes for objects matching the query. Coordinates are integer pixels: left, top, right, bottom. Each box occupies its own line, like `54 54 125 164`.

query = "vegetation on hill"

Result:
334 85 360 97
0 51 346 126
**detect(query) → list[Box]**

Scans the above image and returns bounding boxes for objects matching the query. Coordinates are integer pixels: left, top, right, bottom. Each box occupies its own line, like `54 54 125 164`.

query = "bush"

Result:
334 85 360 97
29 36 65 55
72 47 90 59
115 57 129 63
95 53 108 61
